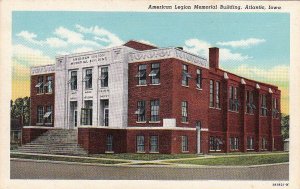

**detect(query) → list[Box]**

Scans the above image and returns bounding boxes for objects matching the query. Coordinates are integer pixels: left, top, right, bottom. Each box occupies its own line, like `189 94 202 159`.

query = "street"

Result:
10 159 289 180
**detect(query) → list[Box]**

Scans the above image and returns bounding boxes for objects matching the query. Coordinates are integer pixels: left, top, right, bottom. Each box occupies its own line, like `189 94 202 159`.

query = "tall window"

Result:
209 80 214 107
150 100 160 122
150 136 159 152
150 63 160 84
246 91 255 114
247 136 254 150
100 67 109 87
181 101 188 123
215 81 220 108
196 69 202 89
260 94 267 116
230 137 239 151
136 64 147 85
181 136 188 152
209 136 222 151
229 86 239 112
136 135 145 152
81 100 93 125
85 69 93 89
44 106 53 124
106 134 113 152
272 98 279 118
37 106 44 123
182 64 191 86
36 76 44 94
135 101 146 122
70 71 77 90
45 76 53 93
262 137 267 150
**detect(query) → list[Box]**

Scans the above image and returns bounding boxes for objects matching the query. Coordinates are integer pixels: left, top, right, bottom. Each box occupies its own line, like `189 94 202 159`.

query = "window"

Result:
229 86 240 112
135 101 146 122
136 135 145 152
70 71 77 90
150 136 159 152
230 137 239 151
181 101 188 123
100 67 108 88
44 106 53 124
246 91 256 114
36 76 44 94
81 100 93 125
37 106 44 123
216 81 220 108
181 136 188 152
150 63 160 84
84 69 93 89
150 100 160 122
44 76 53 93
247 136 254 150
136 64 147 85
209 80 214 107
196 69 202 89
182 64 191 86
262 137 267 150
209 136 223 151
272 98 279 118
106 134 113 152
260 94 267 116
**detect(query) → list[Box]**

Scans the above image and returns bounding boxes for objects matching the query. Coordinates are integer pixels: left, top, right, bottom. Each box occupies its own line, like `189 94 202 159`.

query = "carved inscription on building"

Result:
68 52 109 67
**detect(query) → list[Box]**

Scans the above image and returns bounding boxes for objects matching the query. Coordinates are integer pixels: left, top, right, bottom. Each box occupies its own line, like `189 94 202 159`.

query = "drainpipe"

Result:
196 121 201 154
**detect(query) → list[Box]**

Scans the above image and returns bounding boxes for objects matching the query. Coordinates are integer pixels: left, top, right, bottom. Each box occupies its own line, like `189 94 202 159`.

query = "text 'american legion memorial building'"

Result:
22 40 283 154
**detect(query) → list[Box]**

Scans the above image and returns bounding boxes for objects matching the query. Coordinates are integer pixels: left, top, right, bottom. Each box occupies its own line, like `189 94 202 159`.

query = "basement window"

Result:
136 135 145 152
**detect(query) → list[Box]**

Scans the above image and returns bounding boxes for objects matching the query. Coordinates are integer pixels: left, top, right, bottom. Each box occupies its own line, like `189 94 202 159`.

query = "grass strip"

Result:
165 154 289 166
11 153 128 164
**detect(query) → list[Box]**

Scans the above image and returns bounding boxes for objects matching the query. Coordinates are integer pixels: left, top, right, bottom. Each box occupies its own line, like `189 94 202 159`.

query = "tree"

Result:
281 114 289 140
10 97 30 126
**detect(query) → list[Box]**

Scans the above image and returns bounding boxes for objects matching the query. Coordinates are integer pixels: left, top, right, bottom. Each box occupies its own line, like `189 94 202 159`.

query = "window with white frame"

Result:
84 69 93 89
181 136 188 152
44 76 53 93
150 100 160 122
246 91 256 114
216 81 220 108
272 98 279 118
229 86 240 112
260 94 267 116
182 64 191 86
230 137 239 151
136 135 145 152
209 136 223 151
36 76 44 94
196 69 202 89
136 64 147 85
70 71 77 90
181 101 188 123
135 100 146 122
262 137 267 150
37 106 44 123
100 67 108 88
150 136 159 152
106 134 113 152
44 105 53 124
209 80 214 107
247 136 254 150
149 63 160 84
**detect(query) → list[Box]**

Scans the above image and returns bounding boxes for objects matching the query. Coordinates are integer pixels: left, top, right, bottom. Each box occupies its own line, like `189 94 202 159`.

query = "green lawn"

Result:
88 153 199 161
165 153 289 166
11 153 128 164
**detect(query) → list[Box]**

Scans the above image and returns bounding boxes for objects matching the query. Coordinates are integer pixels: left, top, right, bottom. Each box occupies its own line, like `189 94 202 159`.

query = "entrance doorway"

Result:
70 101 78 129
100 100 109 126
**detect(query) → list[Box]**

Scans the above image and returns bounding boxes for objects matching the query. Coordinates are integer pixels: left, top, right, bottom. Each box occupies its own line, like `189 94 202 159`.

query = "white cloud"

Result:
16 31 41 44
45 37 68 48
72 47 95 54
75 24 123 47
217 38 266 48
183 38 249 62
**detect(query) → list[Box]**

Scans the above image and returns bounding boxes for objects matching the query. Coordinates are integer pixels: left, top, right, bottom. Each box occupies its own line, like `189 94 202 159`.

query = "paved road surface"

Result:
10 159 289 180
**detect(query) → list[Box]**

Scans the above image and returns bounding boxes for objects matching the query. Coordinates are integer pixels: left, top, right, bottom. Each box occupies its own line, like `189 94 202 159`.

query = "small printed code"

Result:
272 183 289 187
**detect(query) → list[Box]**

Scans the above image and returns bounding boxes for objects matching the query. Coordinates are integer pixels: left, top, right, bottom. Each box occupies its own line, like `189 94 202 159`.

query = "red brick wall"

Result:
22 127 50 144
30 73 55 126
124 40 157 51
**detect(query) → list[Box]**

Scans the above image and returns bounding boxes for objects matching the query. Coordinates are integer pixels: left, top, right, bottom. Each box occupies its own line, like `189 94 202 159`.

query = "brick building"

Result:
23 40 283 154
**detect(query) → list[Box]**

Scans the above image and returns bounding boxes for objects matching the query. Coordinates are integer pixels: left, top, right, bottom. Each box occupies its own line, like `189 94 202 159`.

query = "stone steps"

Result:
15 129 87 155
